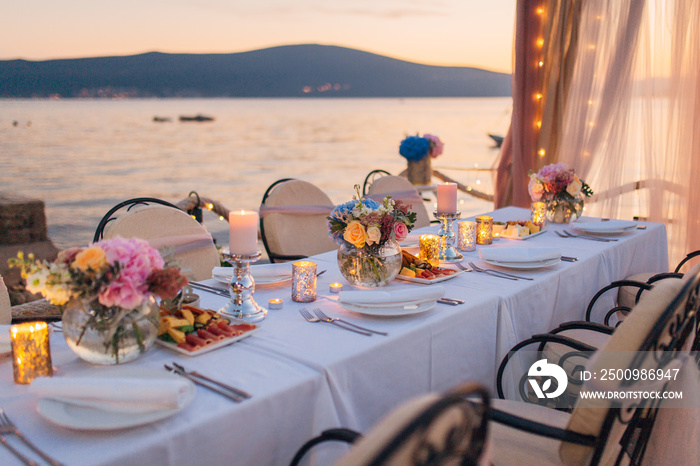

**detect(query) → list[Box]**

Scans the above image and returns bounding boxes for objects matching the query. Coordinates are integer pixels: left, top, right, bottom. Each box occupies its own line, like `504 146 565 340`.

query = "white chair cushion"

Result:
616 272 654 310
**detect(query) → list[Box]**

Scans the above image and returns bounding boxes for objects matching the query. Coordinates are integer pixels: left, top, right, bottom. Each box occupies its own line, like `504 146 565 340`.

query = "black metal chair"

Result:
259 179 337 263
489 265 700 465
362 169 391 196
93 197 181 242
289 382 490 466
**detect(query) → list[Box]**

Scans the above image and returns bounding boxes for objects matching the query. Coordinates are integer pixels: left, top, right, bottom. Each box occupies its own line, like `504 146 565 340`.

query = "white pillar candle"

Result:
436 183 457 213
229 210 259 255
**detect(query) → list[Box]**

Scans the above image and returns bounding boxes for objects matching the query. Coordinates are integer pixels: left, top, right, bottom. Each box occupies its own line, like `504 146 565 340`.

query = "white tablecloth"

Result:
0 207 668 466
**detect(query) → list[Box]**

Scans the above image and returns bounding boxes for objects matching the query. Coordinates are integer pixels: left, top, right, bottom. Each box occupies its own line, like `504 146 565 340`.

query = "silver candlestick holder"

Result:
219 250 268 323
433 210 463 262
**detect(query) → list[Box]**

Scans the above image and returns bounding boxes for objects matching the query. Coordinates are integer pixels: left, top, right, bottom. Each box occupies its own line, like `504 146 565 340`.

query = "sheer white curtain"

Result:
558 0 700 267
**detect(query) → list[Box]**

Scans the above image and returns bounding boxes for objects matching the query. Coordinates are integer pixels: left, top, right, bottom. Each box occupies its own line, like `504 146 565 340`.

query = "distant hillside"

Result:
0 45 511 98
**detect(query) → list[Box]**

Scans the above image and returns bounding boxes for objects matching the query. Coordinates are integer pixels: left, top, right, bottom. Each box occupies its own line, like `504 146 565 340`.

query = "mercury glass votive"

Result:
457 221 476 251
11 321 53 384
475 216 493 245
531 201 547 226
292 261 317 303
419 234 440 268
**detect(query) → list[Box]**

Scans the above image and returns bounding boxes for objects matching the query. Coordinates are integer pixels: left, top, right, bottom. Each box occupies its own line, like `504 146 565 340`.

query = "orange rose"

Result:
72 246 108 273
343 220 366 248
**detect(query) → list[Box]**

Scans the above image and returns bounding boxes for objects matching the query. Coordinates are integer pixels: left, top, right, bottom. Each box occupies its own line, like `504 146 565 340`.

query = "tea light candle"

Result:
11 321 53 384
419 234 440 268
229 210 259 255
436 182 458 214
530 201 547 226
475 216 493 245
457 221 476 251
292 261 317 302
268 298 283 310
329 283 343 293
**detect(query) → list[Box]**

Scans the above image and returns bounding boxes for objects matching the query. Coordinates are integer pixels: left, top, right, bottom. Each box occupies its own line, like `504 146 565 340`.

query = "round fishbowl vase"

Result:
545 197 584 224
337 239 403 287
62 296 160 365
406 156 432 185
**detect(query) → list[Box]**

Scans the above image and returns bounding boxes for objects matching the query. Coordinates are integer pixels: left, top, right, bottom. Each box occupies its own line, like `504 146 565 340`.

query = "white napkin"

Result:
479 247 561 263
571 219 636 232
213 262 292 279
30 376 195 413
339 285 445 305
0 324 10 356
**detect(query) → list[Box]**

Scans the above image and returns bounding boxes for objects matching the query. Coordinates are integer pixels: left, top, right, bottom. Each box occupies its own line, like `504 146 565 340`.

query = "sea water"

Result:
0 97 511 249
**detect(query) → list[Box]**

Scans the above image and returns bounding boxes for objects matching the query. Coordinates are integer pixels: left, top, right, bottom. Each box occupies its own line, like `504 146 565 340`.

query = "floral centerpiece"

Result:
9 237 188 364
327 185 416 287
528 163 593 223
399 133 444 185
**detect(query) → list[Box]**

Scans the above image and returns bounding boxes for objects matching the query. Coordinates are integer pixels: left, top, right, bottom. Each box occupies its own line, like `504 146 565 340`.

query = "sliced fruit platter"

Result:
157 305 259 356
397 250 461 283
495 220 544 239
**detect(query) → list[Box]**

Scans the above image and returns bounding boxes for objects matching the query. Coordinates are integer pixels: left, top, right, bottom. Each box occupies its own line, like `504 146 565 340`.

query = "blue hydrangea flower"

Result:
399 136 431 161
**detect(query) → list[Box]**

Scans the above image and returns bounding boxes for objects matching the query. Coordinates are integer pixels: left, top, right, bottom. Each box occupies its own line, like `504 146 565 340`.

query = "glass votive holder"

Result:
292 260 317 302
419 234 440 268
531 201 547 226
475 216 493 245
11 321 53 384
457 221 476 251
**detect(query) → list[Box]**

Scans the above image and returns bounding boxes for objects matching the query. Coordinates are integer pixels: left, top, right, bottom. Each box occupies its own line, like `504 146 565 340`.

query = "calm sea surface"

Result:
1 97 511 249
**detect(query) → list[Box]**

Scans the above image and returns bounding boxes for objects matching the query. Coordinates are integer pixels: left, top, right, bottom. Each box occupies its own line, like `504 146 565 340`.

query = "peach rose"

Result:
566 175 583 197
343 220 366 248
72 246 108 273
366 225 381 245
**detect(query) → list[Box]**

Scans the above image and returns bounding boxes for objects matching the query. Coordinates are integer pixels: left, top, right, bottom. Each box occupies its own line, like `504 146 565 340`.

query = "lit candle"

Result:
530 201 547 226
11 322 52 384
436 182 458 214
475 216 493 245
268 298 283 310
419 234 440 268
229 210 259 255
457 221 476 252
292 261 317 303
329 283 343 293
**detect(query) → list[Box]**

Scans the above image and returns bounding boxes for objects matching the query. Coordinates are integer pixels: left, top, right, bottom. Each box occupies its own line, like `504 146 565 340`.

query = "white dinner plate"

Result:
36 371 195 430
570 220 637 234
484 257 561 270
340 299 437 317
214 274 291 286
498 229 546 241
395 269 463 285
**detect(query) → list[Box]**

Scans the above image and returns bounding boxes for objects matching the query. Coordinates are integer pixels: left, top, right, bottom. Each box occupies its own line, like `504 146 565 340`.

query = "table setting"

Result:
0 181 669 465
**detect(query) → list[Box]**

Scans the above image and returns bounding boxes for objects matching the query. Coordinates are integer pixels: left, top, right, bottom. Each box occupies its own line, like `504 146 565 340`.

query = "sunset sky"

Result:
1 0 515 73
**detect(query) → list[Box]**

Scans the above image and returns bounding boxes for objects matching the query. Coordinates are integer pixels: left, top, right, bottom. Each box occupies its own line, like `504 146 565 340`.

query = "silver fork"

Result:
298 308 371 336
461 261 517 280
556 230 616 242
313 308 388 336
467 262 534 280
0 408 62 466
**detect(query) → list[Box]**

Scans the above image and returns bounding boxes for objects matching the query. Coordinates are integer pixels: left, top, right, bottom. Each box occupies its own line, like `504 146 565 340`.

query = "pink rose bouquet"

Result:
528 163 593 202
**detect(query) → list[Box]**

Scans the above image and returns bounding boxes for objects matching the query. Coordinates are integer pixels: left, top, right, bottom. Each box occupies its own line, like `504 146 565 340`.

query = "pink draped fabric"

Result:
495 0 544 208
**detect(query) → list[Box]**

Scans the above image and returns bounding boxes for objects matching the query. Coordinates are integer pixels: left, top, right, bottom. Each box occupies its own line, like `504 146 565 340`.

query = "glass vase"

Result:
62 296 160 365
406 156 432 185
337 239 402 287
545 197 584 224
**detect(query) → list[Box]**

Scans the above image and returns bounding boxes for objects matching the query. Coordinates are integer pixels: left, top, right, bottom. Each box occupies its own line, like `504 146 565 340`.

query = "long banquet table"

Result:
0 207 668 466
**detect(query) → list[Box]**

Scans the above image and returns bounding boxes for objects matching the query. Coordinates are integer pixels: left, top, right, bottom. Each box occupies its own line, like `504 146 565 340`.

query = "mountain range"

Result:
0 44 512 98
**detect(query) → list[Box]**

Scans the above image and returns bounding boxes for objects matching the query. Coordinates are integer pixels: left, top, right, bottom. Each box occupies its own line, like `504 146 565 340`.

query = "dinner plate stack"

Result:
479 247 562 269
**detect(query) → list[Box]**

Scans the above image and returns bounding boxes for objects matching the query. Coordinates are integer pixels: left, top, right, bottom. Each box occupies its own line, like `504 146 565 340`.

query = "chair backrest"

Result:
0 275 11 324
561 263 700 465
259 179 337 263
335 382 490 466
99 203 220 281
365 175 431 229
362 169 391 196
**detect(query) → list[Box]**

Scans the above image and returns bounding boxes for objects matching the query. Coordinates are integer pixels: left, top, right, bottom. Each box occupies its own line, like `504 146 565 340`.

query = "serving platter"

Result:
498 229 546 241
395 269 463 285
156 319 260 357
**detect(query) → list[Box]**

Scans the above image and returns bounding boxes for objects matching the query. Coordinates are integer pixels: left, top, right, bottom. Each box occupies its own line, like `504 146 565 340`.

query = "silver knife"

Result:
165 365 244 402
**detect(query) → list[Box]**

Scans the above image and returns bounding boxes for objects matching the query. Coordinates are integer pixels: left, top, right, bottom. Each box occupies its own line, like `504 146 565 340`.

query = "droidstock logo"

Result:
528 359 568 399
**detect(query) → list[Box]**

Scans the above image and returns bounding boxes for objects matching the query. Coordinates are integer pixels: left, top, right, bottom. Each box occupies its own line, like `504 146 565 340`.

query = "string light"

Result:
536 93 543 100
538 149 546 157
536 120 542 128
537 38 544 47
